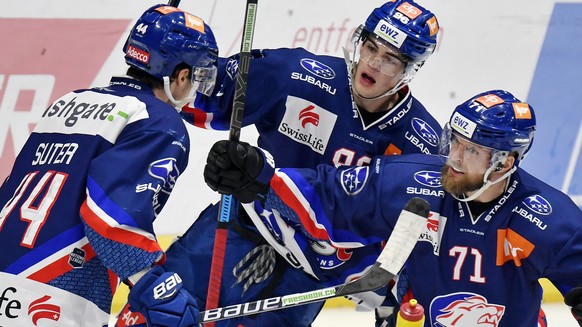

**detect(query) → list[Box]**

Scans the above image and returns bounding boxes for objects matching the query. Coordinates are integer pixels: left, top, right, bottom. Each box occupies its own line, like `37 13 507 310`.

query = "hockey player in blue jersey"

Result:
205 89 582 326
0 4 218 327
112 1 442 327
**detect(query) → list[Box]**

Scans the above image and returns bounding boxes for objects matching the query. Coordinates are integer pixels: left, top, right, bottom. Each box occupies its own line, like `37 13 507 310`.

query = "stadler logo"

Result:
411 117 439 146
300 58 335 80
414 170 441 187
126 45 150 64
523 194 552 215
299 105 320 128
28 295 61 326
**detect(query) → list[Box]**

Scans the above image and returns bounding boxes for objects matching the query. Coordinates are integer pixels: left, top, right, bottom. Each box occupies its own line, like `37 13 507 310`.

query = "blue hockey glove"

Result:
127 266 201 327
204 140 275 203
565 285 582 326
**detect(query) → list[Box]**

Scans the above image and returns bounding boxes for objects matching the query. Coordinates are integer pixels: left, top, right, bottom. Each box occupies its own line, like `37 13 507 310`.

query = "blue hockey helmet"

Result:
442 90 537 164
123 4 219 95
363 0 438 64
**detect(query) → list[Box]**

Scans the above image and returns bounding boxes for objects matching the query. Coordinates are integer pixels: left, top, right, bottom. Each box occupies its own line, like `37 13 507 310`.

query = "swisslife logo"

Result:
0 18 132 182
279 96 337 154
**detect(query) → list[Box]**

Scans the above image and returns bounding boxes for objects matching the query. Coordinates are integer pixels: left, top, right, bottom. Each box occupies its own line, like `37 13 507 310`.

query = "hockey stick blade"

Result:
200 197 430 323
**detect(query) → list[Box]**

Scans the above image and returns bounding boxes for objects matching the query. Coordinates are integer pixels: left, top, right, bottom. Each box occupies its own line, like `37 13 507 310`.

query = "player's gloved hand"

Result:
127 266 201 327
565 285 582 326
204 140 275 203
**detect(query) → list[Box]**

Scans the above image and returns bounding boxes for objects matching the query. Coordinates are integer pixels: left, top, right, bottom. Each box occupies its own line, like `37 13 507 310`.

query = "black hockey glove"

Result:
565 285 582 326
204 140 275 203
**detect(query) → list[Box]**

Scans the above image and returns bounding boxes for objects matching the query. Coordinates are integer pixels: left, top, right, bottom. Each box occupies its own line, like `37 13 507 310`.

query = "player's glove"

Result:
204 140 275 203
127 266 201 327
565 285 582 326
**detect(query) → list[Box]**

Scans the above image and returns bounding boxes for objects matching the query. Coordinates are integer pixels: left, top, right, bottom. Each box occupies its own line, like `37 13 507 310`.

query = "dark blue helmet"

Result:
363 0 439 65
447 90 536 161
123 4 218 90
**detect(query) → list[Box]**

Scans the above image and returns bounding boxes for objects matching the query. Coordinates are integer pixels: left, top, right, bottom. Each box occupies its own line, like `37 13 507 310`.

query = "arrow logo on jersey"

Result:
28 295 60 326
299 105 320 128
496 228 535 267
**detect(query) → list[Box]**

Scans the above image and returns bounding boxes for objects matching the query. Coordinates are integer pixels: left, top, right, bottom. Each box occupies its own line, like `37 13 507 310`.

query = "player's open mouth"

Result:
360 72 376 84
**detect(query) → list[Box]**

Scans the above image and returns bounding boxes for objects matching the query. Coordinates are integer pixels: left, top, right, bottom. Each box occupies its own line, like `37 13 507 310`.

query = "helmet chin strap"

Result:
452 165 517 202
163 76 195 110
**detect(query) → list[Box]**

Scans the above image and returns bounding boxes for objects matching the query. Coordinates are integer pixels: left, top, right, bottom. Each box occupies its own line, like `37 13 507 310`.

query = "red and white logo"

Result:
126 45 150 64
278 96 336 155
434 294 505 327
27 295 60 326
299 105 320 128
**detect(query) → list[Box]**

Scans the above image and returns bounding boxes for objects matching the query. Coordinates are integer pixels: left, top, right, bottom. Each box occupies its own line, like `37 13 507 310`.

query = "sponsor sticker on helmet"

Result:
512 102 532 119
475 94 505 108
396 2 423 20
450 112 477 139
126 45 150 64
427 16 439 36
184 13 205 33
374 21 408 49
155 6 180 15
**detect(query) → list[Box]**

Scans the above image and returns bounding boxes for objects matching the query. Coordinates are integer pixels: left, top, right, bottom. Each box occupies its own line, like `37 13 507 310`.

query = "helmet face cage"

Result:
440 90 536 167
350 0 438 84
123 5 219 95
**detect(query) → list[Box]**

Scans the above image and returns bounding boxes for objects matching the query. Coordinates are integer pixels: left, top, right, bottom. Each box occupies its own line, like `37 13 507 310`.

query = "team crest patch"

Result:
430 292 505 327
340 166 369 195
522 194 552 215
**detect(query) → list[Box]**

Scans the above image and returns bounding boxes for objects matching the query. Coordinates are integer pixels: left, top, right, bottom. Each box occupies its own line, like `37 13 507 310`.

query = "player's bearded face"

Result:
441 164 485 195
440 135 492 195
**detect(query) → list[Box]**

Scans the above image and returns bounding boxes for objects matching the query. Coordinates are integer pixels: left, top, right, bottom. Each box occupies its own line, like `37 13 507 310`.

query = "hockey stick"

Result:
200 197 430 323
167 0 181 7
205 0 259 323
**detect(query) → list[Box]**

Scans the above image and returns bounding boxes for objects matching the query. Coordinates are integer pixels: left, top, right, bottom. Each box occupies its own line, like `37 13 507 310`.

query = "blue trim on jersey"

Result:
86 176 137 227
5 224 85 274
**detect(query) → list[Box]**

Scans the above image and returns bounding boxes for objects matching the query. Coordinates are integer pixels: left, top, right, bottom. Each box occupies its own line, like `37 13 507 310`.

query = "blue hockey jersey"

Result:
0 77 189 325
262 154 582 327
182 48 441 167
179 48 442 311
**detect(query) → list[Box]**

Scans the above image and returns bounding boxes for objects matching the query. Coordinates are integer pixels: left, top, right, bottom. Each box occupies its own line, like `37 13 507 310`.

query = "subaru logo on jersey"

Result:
411 118 439 146
300 58 335 80
341 166 369 195
148 158 180 193
523 194 552 215
430 293 505 327
413 170 441 187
